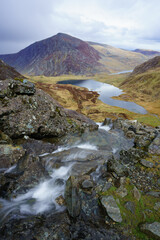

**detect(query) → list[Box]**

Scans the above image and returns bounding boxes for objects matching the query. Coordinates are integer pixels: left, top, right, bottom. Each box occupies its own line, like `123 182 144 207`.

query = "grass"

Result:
99 178 160 240
27 72 160 127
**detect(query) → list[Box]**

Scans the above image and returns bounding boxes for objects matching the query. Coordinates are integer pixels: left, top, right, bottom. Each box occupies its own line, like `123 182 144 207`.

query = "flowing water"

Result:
0 124 134 222
57 79 147 114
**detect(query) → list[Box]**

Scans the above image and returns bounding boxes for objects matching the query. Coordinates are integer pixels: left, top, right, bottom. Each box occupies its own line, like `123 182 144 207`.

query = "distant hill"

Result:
133 49 160 57
0 60 24 80
0 33 156 76
0 33 101 76
120 56 160 101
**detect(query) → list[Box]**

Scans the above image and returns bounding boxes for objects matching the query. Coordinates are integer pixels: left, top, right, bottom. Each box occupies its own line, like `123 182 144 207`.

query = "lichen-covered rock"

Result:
101 195 122 223
0 144 25 168
140 159 154 168
0 79 97 139
140 222 160 240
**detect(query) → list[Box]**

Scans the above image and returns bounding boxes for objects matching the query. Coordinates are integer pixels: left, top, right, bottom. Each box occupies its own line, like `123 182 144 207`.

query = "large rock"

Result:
65 176 81 218
0 79 97 139
101 195 122 223
107 156 129 177
148 134 160 155
140 222 160 240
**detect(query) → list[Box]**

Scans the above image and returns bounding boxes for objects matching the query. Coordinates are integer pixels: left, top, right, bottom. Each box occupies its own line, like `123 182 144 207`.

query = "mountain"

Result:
0 33 101 76
0 59 24 80
133 49 160 57
0 33 154 76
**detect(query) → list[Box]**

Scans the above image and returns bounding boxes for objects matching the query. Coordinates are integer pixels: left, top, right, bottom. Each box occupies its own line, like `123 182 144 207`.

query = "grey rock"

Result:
149 134 160 155
124 201 135 214
81 180 93 189
133 186 141 201
125 130 135 139
65 176 81 218
107 157 129 177
140 159 154 168
101 195 122 223
140 222 160 240
102 118 112 126
146 191 160 198
116 186 128 198
102 182 112 192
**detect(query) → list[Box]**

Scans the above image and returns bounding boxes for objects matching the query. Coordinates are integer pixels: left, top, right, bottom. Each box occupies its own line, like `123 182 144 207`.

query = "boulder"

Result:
101 195 122 223
148 134 160 155
140 222 160 240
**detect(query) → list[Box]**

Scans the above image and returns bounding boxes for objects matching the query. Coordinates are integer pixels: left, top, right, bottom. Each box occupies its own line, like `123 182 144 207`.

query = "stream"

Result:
57 79 147 114
0 124 134 222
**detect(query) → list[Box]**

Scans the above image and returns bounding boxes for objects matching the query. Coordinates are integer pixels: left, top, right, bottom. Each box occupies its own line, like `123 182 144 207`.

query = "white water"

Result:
97 122 111 131
0 141 99 221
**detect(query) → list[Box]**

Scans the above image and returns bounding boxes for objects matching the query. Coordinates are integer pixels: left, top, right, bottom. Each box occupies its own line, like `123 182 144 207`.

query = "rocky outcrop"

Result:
0 78 97 139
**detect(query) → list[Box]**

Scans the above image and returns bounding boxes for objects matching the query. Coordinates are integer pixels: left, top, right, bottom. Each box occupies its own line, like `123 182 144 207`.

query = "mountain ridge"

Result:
0 33 157 76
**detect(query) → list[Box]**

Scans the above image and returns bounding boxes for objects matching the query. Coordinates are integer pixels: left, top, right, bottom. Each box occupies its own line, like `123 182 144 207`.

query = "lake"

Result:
57 79 147 114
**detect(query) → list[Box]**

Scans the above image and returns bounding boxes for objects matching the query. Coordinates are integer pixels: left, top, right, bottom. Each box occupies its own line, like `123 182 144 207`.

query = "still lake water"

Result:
57 79 147 114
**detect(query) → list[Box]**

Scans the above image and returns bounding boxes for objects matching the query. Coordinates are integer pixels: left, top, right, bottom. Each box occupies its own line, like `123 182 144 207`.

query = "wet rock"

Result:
124 201 135 214
102 118 112 126
140 159 154 168
21 138 57 156
101 195 122 223
0 144 25 168
132 186 141 201
148 134 160 155
140 222 160 240
107 157 129 177
81 180 93 189
65 176 81 218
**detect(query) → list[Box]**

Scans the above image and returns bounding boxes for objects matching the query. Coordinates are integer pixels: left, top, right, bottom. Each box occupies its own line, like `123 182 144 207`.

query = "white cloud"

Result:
0 0 160 53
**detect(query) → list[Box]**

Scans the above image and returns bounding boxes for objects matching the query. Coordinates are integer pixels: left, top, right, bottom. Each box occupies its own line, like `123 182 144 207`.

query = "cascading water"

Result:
0 124 134 222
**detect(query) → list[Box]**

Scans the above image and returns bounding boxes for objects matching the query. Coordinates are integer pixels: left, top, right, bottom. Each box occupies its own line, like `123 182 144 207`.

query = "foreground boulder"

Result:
0 78 97 139
140 222 160 239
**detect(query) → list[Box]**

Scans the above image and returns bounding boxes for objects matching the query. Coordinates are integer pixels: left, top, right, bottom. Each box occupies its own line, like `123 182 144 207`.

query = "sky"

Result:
0 0 160 54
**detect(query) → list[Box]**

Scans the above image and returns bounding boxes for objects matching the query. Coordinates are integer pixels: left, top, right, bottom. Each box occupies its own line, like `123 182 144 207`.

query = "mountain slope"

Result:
88 42 148 73
0 60 24 80
121 56 160 101
0 33 101 76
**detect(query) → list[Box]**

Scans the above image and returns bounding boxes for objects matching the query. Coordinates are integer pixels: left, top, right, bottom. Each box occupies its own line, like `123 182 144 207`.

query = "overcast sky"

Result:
0 0 160 54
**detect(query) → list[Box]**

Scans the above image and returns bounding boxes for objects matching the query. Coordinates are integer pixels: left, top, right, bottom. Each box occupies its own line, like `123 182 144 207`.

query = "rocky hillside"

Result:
0 33 101 76
130 56 160 75
0 59 24 80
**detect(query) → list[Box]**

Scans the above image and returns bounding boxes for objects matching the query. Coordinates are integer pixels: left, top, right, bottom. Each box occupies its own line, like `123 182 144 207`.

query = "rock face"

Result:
0 33 101 76
140 222 160 240
0 78 97 139
148 134 160 155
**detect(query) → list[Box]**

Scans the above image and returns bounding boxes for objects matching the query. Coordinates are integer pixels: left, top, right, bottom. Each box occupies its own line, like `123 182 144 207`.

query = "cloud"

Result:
0 0 160 53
